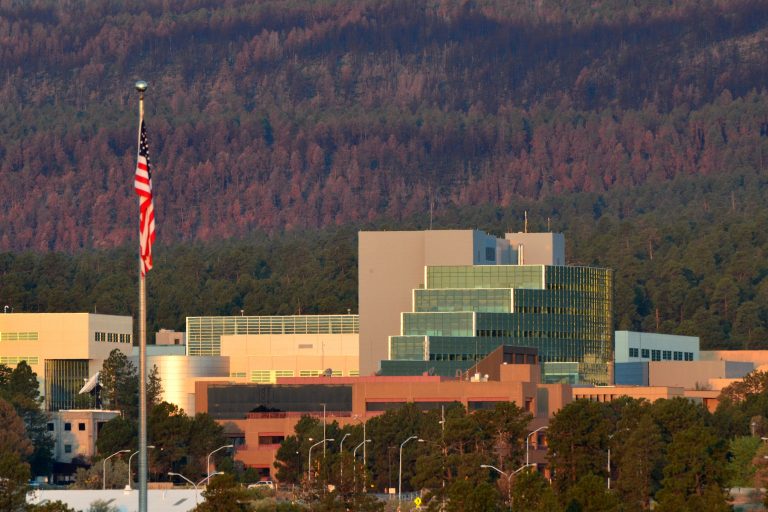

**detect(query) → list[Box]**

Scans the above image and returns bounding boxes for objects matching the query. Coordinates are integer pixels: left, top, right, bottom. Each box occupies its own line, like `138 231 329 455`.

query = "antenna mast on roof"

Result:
524 211 528 233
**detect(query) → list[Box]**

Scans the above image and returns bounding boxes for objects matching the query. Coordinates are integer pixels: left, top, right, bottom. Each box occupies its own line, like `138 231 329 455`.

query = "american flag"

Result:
134 120 156 276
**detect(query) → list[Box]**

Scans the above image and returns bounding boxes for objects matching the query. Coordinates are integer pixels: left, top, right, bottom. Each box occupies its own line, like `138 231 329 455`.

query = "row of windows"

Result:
476 329 611 341
48 422 86 432
365 399 535 413
0 356 39 365
94 332 132 344
629 347 694 361
0 332 38 341
245 369 359 383
429 353 482 361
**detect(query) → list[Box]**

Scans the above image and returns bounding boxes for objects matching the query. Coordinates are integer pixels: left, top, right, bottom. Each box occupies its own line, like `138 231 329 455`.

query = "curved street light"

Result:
308 438 334 484
481 463 533 509
398 436 424 502
206 444 234 479
103 449 130 490
168 471 223 505
339 433 351 482
126 445 155 490
526 426 548 466
353 439 371 492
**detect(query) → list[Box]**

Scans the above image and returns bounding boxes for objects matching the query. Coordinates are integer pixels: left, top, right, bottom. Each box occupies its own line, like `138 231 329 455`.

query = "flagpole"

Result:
135 79 149 512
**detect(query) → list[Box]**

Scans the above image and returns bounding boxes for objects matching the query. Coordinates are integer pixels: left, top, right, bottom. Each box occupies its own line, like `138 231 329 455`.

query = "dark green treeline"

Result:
2 169 768 349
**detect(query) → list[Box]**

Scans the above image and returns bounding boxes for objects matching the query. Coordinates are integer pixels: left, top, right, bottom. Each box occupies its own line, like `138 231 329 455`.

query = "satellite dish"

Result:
79 372 100 394
323 368 333 377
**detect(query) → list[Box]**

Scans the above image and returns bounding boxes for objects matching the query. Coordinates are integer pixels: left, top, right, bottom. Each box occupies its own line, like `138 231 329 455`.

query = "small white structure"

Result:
27 489 202 512
615 331 699 363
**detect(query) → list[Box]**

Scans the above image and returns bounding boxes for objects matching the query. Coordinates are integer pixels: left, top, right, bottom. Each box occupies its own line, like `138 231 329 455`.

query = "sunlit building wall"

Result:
129 354 230 415
220 331 359 383
0 313 132 411
186 315 358 356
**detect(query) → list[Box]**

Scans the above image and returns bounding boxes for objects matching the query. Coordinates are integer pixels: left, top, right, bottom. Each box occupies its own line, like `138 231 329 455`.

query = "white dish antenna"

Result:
79 372 100 394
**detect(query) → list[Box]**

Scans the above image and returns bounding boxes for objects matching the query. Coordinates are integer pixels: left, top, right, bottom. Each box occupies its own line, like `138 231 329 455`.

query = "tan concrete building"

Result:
701 350 768 370
155 329 185 346
648 360 753 390
358 230 564 375
0 313 132 410
48 409 120 464
573 385 721 412
220 331 359 383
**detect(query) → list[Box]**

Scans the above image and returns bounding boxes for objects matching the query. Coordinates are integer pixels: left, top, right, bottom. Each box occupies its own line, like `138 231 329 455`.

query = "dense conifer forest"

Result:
2 168 768 348
3 0 768 348
2 0 768 249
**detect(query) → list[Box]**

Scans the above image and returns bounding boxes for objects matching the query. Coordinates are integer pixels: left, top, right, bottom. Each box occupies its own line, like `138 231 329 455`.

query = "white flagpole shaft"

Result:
137 92 148 512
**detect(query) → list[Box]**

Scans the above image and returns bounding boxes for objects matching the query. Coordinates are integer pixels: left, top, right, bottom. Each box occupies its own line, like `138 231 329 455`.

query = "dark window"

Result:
258 435 285 445
366 401 407 412
47 423 54 431
64 444 72 454
651 350 661 361
485 247 496 261
78 423 86 431
628 348 639 358
64 423 72 431
208 384 352 420
641 349 649 358
468 401 502 411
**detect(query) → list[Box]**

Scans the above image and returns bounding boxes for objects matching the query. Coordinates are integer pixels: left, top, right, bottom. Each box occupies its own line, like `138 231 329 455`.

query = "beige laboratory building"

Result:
0 312 133 411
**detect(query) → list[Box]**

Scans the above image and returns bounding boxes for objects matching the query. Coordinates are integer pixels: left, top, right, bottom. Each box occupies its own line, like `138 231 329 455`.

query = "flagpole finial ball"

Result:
135 81 148 92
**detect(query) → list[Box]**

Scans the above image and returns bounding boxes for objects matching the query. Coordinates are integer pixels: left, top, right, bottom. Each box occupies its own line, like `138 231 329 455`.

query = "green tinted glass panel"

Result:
414 288 512 313
403 312 473 337
390 265 614 385
426 266 543 290
390 336 427 360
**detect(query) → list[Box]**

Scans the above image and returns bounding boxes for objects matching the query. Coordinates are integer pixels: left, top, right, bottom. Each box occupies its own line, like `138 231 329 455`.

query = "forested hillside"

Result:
2 0 768 251
2 167 768 348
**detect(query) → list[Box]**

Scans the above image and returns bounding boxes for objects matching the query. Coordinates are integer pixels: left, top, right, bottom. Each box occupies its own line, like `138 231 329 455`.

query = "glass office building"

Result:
380 265 613 384
186 315 359 356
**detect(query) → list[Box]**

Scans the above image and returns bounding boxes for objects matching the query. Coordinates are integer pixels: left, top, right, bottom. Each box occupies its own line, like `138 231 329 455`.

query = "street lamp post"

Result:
607 430 628 490
103 449 130 490
353 439 371 492
481 463 532 510
168 471 223 505
308 438 334 484
526 426 548 467
127 446 155 490
339 433 351 482
353 415 368 486
398 436 424 503
206 444 234 479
